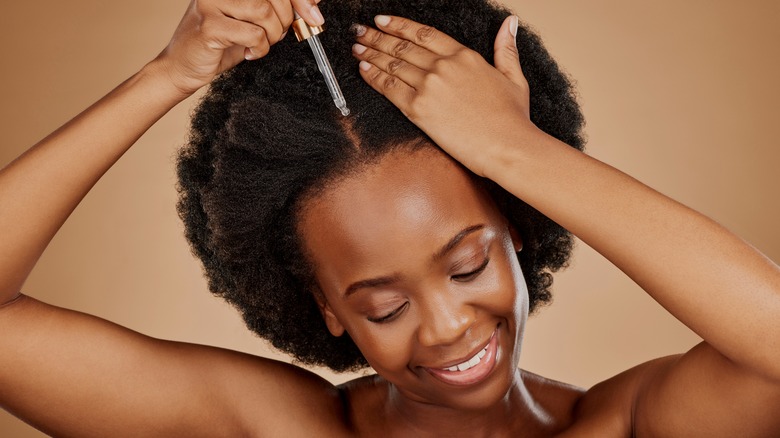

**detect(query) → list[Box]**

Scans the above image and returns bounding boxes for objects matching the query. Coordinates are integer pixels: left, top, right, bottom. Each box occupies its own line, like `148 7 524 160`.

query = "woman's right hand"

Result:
0 3 347 435
154 0 325 98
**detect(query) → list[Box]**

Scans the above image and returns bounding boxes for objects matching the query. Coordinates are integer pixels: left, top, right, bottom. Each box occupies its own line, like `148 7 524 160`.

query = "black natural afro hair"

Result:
176 0 585 372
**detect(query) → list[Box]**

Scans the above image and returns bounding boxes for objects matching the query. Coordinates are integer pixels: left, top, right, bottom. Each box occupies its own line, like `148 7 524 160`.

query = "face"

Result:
298 146 529 410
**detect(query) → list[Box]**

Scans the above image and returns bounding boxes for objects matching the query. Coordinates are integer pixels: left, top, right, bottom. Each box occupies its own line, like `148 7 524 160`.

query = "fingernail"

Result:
310 5 325 26
510 16 518 38
244 47 258 60
359 60 372 71
374 15 391 27
352 43 367 55
351 23 367 37
281 31 288 40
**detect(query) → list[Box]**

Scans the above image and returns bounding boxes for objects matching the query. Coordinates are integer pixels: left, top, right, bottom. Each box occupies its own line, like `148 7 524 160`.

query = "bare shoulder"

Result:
555 345 780 437
215 350 351 435
554 355 679 437
337 374 388 433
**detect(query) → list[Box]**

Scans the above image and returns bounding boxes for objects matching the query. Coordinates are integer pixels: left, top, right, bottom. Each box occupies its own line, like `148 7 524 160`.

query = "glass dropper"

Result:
291 12 350 116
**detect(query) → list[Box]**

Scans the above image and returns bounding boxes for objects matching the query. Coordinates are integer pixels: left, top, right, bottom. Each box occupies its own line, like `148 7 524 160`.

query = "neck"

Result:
383 369 552 437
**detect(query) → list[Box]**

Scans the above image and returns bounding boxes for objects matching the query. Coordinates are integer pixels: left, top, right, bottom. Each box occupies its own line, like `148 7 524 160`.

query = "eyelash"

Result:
367 302 409 323
366 258 490 324
451 257 490 282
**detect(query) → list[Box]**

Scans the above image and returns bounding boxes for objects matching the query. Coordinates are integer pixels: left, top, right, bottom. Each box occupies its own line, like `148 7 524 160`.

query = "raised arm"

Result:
0 1 345 436
0 0 328 305
351 14 780 436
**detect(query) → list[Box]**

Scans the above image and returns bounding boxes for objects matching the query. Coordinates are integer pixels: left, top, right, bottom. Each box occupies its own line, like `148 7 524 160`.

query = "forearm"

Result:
0 60 189 302
489 125 780 380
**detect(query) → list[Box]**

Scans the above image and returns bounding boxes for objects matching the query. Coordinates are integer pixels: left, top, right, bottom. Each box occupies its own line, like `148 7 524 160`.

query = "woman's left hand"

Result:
352 15 534 177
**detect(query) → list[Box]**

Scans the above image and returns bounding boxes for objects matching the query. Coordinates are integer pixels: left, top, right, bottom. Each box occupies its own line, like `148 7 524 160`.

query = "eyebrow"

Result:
343 224 486 299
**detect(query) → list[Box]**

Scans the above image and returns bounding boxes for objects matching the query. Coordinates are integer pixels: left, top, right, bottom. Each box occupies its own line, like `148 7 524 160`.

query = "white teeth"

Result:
444 345 488 372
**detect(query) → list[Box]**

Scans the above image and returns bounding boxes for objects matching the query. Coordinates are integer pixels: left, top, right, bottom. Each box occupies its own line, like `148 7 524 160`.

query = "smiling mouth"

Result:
423 327 499 386
445 344 488 372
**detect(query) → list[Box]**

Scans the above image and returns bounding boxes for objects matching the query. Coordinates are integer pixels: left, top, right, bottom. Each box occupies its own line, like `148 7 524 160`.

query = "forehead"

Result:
298 147 504 292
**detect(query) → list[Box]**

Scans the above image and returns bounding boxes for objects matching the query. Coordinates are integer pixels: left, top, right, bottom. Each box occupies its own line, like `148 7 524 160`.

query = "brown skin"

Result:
300 147 585 436
300 147 534 434
350 14 780 437
1 2 779 437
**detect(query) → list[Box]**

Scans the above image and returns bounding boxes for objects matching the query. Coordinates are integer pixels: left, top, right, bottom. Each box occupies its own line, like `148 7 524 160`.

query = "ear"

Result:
508 223 523 253
315 294 346 337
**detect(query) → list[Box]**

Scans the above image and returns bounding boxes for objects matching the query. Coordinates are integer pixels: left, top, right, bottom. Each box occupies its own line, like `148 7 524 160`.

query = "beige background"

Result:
1 0 778 435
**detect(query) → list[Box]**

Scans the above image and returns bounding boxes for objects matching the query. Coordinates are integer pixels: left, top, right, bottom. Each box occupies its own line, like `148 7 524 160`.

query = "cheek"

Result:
348 322 418 375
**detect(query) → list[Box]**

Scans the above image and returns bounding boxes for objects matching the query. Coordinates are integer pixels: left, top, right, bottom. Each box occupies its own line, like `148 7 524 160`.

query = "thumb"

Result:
292 0 325 26
493 15 526 87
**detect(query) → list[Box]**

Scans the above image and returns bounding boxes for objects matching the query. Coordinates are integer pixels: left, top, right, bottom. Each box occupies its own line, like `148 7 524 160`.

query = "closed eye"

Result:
367 302 409 323
451 258 490 282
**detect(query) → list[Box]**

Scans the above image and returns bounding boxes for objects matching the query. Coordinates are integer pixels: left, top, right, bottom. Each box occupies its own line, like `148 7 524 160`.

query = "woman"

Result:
1 0 779 436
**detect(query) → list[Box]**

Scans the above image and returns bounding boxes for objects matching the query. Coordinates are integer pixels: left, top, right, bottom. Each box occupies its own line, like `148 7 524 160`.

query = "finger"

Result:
216 0 284 45
202 15 271 60
291 0 325 26
493 15 527 88
357 60 415 114
370 15 461 56
353 24 438 71
268 0 295 30
352 43 426 88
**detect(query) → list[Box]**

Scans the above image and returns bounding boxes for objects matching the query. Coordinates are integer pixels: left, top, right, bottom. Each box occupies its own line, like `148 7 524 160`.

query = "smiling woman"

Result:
1 0 779 437
175 0 583 369
296 147 529 410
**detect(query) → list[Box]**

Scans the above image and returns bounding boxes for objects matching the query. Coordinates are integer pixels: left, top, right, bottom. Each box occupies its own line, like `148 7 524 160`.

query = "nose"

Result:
416 292 476 347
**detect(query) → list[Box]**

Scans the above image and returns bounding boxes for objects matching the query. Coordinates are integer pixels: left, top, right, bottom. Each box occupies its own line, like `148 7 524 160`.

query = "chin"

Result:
400 321 523 411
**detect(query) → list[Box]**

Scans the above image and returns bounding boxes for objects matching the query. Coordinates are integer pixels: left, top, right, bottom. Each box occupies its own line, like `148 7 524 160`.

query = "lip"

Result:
423 327 499 387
